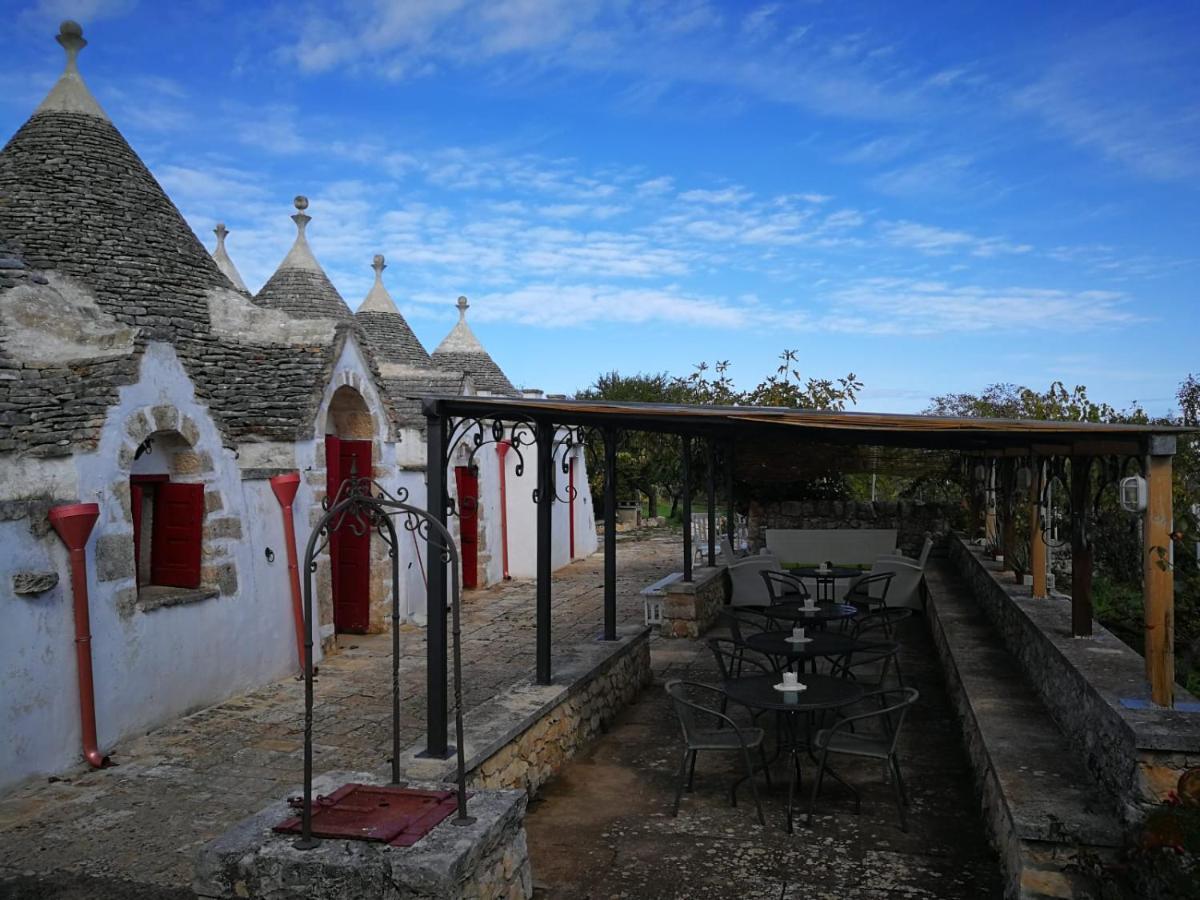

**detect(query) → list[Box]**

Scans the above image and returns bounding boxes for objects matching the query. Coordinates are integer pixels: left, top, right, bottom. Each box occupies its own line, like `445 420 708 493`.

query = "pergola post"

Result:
1144 437 1176 707
725 441 736 545
985 460 999 549
1000 460 1016 569
706 439 716 567
602 427 617 641
1069 455 1094 638
423 408 450 758
1030 458 1048 600
681 435 693 582
535 420 554 684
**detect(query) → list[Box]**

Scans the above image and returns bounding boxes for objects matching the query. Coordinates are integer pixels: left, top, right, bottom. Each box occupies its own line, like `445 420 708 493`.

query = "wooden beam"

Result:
985 461 999 549
1070 456 1093 638
1031 460 1048 599
1144 453 1175 707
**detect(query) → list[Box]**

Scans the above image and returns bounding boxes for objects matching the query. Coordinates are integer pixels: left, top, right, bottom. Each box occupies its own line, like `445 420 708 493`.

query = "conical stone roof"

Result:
354 254 432 370
254 197 352 320
0 23 360 453
431 296 517 396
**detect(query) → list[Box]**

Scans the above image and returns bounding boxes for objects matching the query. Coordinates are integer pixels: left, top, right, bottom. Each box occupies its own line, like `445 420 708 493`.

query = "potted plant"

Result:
1010 538 1031 586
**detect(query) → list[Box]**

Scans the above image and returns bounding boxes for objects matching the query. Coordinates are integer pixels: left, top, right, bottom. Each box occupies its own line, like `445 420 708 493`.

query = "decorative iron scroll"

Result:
443 416 538 517
295 474 473 850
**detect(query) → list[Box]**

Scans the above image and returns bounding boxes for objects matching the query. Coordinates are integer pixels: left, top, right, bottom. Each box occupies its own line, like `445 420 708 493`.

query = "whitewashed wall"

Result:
0 343 317 791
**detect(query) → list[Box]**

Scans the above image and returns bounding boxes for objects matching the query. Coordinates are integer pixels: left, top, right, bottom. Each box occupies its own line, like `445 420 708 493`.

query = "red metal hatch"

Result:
274 783 464 848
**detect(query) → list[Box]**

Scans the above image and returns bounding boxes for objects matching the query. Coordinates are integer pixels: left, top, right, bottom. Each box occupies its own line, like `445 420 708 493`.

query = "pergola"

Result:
419 396 1193 757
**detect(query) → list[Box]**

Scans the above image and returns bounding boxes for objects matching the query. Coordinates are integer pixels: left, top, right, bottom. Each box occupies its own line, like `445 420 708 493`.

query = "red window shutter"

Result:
150 482 204 588
131 482 144 589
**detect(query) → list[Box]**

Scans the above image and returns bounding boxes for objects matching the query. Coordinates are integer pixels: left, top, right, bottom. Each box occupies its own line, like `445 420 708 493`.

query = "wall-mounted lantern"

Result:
1119 475 1147 514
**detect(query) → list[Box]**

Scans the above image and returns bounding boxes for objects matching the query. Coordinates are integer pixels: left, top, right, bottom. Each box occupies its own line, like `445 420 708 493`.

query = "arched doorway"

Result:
325 386 374 633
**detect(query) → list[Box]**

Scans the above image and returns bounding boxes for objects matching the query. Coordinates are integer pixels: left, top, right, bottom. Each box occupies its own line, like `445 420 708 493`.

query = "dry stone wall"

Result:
748 498 954 557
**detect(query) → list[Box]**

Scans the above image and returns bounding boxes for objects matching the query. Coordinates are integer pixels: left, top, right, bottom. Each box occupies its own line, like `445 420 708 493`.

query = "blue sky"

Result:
2 0 1198 414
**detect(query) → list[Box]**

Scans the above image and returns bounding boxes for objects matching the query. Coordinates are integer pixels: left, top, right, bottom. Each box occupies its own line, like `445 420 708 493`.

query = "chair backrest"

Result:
853 606 913 639
875 687 919 754
664 679 699 742
665 679 730 743
853 570 895 601
719 607 769 644
760 569 809 605
836 687 919 755
840 640 901 685
917 533 934 569
707 637 772 680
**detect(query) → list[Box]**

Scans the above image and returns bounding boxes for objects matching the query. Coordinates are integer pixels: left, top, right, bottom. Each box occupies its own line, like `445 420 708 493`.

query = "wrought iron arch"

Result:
294 475 473 849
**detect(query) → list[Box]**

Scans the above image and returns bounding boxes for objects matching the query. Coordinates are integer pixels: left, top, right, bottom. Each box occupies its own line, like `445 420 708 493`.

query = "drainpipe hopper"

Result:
269 473 307 673
48 502 110 769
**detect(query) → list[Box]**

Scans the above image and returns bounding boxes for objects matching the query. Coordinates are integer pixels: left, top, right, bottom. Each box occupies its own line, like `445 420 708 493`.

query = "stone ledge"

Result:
661 566 724 596
137 584 220 612
240 466 297 481
950 537 1200 817
193 770 530 900
398 625 651 787
926 560 1122 899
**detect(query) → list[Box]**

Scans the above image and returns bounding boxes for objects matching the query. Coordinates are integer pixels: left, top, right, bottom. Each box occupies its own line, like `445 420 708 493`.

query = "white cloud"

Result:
823 278 1136 336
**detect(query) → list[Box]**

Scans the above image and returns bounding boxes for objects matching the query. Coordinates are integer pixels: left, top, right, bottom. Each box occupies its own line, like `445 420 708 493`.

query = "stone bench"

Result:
949 538 1200 820
926 559 1124 899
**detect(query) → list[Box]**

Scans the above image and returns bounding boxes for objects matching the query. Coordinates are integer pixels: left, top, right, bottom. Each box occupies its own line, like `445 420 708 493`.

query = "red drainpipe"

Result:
497 441 511 580
269 473 307 673
48 502 110 769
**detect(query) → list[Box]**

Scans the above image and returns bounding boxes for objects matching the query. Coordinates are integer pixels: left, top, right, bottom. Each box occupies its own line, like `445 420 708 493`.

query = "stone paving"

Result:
0 531 680 898
525 615 1004 899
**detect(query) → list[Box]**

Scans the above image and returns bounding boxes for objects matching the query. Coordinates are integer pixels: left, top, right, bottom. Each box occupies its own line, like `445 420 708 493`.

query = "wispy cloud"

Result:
824 278 1137 336
1012 13 1200 182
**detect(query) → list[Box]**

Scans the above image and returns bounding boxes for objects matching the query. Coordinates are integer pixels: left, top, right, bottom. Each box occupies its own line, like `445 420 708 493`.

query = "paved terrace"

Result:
526 605 1002 899
0 533 1000 898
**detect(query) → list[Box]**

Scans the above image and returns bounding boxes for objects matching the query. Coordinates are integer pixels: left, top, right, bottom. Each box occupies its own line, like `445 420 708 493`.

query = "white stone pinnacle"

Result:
211 222 249 293
36 21 108 119
358 254 401 315
278 195 323 273
434 295 488 354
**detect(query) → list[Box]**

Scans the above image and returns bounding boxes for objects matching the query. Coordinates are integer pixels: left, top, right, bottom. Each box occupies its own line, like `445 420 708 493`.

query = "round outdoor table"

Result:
790 566 861 602
744 630 867 673
721 673 864 833
761 602 858 629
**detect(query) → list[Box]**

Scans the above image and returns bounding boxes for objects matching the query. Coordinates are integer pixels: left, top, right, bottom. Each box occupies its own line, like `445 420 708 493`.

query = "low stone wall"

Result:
193 771 530 900
949 537 1200 822
926 561 1122 899
747 498 953 557
401 625 652 797
661 566 728 638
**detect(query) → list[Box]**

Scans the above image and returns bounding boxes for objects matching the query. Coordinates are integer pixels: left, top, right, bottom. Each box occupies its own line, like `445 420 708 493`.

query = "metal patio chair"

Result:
807 687 920 831
760 569 811 606
665 680 771 826
844 571 896 618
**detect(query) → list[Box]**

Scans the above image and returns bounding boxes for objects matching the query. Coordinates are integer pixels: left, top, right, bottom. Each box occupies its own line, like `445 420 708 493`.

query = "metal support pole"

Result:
536 420 554 684
1069 455 1093 638
603 427 617 641
725 441 736 545
682 435 693 582
706 440 716 567
423 410 450 758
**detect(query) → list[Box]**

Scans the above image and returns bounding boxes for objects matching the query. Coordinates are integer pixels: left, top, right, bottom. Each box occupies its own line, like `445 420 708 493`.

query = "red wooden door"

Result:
150 482 204 588
327 435 372 633
455 465 479 589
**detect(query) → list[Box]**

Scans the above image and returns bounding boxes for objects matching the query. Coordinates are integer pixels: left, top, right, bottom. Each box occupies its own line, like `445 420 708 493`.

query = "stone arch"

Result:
99 403 238 618
326 384 374 439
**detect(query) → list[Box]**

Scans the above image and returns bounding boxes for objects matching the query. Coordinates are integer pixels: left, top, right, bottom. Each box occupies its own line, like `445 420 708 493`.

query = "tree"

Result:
578 353 861 519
